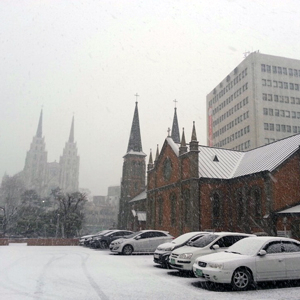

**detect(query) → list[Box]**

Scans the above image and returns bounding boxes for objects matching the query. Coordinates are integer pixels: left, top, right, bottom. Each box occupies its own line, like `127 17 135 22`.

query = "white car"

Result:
154 231 209 267
169 232 254 273
110 230 173 255
193 236 300 291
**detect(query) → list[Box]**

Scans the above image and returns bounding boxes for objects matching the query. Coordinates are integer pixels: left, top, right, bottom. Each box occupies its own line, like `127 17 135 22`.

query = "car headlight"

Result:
179 253 193 259
208 262 224 269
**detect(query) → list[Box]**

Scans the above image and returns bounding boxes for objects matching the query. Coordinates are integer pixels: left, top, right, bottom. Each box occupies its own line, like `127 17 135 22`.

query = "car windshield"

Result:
190 234 219 248
226 237 266 256
172 232 202 244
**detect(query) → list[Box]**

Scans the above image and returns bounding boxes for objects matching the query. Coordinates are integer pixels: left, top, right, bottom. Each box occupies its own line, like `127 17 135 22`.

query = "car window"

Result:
152 232 166 237
214 235 248 248
264 241 283 254
191 234 218 248
140 232 151 239
282 241 300 252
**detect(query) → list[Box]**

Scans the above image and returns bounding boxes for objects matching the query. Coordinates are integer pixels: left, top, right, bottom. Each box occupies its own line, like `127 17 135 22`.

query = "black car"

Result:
90 230 134 249
82 230 114 247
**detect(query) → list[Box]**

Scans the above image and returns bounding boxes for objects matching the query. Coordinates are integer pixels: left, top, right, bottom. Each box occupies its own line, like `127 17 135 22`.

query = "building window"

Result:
296 98 300 105
263 108 268 115
275 109 279 116
158 196 163 226
279 81 283 88
293 126 298 133
284 82 288 89
170 193 177 226
276 124 280 131
263 93 267 101
278 67 282 74
280 110 285 117
296 84 299 91
236 190 243 223
297 112 300 119
183 189 190 225
250 188 262 218
290 83 294 90
292 111 296 119
283 67 287 75
273 80 278 87
262 79 266 86
287 125 291 132
267 65 271 73
285 111 290 118
274 95 279 102
289 68 293 76
295 69 298 77
261 64 266 72
269 123 274 131
268 94 273 101
269 108 273 116
285 96 289 103
291 97 295 104
273 66 277 73
212 192 222 228
264 123 269 130
267 80 272 86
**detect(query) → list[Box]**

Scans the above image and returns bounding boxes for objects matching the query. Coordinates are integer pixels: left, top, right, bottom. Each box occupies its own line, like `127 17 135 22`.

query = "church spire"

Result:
127 101 143 153
69 116 74 143
179 128 188 155
36 109 43 138
171 101 180 143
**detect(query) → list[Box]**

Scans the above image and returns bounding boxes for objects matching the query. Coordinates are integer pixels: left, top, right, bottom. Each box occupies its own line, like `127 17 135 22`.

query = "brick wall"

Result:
0 238 79 246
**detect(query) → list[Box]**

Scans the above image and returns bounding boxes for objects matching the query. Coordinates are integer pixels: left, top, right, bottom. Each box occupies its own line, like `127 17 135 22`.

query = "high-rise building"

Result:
207 52 300 150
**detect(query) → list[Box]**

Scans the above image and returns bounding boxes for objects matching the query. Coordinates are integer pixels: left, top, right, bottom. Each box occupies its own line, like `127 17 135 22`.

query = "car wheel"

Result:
231 268 253 291
100 241 108 249
122 244 133 255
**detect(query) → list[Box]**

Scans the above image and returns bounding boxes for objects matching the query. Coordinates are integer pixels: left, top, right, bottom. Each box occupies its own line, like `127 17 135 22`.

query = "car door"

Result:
255 241 286 281
211 235 243 253
150 232 168 251
134 232 151 251
282 241 300 279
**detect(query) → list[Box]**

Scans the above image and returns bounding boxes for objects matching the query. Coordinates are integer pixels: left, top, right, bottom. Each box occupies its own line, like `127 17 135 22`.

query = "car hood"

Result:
156 242 176 250
195 251 250 264
172 245 203 255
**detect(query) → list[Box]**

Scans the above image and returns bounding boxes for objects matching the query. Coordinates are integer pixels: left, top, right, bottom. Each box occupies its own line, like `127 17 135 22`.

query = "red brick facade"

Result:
147 137 300 239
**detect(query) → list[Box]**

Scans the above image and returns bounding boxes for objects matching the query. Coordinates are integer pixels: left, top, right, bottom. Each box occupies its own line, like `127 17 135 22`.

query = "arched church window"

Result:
250 187 262 218
183 189 190 224
158 196 163 226
170 193 177 226
236 190 243 222
211 192 222 227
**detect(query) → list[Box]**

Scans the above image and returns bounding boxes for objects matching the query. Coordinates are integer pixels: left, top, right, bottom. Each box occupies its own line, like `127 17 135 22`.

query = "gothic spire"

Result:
36 109 43 138
127 101 143 153
148 149 153 164
191 121 197 141
69 116 74 143
155 144 159 162
171 106 180 144
179 128 187 155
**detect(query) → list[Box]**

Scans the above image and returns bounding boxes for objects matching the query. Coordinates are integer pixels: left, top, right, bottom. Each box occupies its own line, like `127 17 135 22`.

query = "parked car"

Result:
79 231 104 246
90 230 134 249
81 230 114 247
154 231 210 268
169 232 254 273
193 236 300 291
110 230 174 255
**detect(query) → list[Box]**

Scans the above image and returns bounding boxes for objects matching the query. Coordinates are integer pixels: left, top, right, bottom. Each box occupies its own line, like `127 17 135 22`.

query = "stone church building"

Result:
119 102 300 239
3 110 80 198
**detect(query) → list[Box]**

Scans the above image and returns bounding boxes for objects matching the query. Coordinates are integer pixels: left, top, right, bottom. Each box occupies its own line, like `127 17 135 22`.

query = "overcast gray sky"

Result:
1 0 300 196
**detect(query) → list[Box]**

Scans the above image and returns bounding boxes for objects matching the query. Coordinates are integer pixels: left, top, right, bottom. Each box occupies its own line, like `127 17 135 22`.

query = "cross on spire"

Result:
173 99 178 108
167 127 171 137
134 93 139 103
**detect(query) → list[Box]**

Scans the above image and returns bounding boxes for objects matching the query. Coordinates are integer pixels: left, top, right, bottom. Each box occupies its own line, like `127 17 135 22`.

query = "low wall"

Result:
0 238 79 246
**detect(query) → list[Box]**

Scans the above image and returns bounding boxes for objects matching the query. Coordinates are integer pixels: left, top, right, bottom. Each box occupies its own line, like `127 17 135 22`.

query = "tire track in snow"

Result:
80 253 109 300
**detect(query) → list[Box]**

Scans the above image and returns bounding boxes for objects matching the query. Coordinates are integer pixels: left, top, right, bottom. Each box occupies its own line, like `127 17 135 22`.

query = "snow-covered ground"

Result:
0 244 299 300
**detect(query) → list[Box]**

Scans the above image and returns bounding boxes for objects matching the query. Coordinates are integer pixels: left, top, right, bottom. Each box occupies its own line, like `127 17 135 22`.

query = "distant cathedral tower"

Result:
59 116 80 193
171 104 180 143
118 100 146 229
21 111 80 197
23 109 48 196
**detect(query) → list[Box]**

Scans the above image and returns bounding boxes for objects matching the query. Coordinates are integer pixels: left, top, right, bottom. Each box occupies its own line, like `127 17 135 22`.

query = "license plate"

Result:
170 258 175 264
195 269 203 277
154 254 159 259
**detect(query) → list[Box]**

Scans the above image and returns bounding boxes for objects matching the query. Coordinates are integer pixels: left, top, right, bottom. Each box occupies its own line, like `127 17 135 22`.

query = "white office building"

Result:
207 52 300 150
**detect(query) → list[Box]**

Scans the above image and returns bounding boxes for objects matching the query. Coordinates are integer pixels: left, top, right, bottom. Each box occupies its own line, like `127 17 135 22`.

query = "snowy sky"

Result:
1 0 300 196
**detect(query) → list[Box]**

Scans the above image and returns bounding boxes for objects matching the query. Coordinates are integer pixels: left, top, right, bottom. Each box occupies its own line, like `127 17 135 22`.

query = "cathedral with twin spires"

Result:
14 110 80 197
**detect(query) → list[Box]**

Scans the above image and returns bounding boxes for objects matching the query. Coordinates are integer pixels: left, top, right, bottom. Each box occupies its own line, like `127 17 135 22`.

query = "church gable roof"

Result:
198 134 300 179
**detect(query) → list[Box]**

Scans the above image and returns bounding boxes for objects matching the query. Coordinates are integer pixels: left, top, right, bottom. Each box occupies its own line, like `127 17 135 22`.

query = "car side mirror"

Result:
258 250 266 256
212 244 220 250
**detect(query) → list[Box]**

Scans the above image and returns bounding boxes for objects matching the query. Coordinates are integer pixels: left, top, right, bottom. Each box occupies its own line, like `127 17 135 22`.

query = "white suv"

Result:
169 232 254 273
